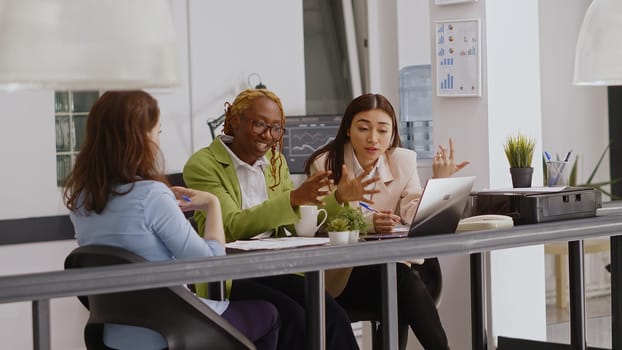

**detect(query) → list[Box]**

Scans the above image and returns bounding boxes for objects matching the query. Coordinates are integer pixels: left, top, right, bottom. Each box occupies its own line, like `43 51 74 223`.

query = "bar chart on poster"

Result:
282 114 342 173
435 18 481 97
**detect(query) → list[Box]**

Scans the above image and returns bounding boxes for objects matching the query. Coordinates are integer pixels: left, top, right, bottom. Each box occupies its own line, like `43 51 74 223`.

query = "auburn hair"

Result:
64 90 167 214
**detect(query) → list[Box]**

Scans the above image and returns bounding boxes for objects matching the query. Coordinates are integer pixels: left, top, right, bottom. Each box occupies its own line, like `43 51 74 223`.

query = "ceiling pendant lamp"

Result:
0 0 180 90
573 0 622 86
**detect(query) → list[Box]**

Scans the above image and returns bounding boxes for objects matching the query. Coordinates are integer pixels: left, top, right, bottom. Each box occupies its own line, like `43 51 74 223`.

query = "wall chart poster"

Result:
434 18 481 97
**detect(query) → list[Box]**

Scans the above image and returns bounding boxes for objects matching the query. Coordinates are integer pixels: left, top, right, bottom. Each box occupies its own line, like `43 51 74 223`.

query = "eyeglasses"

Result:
243 117 285 138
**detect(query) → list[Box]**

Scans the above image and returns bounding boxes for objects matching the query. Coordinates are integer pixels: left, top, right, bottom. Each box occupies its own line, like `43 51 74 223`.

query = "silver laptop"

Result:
365 176 475 240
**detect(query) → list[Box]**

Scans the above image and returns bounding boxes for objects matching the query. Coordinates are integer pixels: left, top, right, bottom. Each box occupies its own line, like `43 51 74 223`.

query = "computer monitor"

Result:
282 114 342 174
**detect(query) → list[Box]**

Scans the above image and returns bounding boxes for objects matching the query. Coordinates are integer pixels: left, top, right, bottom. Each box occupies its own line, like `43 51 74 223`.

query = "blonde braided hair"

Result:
223 88 285 190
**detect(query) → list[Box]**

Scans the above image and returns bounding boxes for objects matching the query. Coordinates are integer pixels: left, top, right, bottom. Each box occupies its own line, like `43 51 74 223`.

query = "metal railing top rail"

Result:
1 211 622 305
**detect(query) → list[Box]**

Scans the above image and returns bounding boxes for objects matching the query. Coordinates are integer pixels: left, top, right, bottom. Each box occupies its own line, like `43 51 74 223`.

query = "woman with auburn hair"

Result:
64 90 279 350
305 93 469 350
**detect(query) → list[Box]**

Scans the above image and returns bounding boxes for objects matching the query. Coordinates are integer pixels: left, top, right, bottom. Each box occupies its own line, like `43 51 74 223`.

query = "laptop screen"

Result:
363 176 475 240
408 176 475 237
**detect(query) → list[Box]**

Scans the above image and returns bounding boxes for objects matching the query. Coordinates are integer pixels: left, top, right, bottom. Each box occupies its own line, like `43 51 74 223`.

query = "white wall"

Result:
539 0 609 186
0 240 84 350
146 0 194 174
188 0 306 151
0 1 306 349
428 0 546 348
366 0 399 104
538 0 611 303
0 90 64 219
0 0 611 349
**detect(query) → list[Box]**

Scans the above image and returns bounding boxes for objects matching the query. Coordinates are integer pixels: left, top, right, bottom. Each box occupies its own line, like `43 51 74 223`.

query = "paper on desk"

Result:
477 186 567 193
226 237 330 251
391 225 410 233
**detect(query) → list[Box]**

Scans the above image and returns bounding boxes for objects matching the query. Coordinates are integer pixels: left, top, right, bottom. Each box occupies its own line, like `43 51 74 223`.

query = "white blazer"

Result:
309 143 424 226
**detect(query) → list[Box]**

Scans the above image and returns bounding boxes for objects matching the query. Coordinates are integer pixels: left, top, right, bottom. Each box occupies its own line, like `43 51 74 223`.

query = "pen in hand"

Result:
359 202 379 213
360 202 402 224
182 195 191 203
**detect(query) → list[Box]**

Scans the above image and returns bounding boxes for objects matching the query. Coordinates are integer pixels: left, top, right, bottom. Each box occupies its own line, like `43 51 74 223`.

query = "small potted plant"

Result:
326 217 350 245
326 206 366 244
504 133 536 188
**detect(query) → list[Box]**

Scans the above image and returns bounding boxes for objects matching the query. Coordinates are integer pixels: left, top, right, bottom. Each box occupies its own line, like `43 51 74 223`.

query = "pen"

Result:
359 202 379 213
543 151 552 162
182 195 191 203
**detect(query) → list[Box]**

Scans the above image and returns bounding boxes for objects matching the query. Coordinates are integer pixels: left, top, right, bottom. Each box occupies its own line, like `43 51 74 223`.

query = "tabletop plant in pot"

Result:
326 206 366 244
504 133 536 188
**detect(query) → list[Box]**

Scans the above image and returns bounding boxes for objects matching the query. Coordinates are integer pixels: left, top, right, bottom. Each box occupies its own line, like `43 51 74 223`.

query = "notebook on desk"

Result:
364 176 476 240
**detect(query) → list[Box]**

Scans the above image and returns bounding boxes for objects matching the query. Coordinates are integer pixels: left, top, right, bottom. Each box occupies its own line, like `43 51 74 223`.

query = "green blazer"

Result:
183 137 301 241
184 137 344 241
183 137 343 297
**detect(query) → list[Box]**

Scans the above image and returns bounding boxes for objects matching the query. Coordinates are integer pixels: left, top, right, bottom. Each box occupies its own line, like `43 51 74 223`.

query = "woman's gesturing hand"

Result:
171 186 218 212
432 138 470 178
335 164 380 204
290 170 334 207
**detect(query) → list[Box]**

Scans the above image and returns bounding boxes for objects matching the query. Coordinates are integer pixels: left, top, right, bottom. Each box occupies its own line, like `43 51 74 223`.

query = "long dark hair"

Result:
304 93 401 183
64 90 167 214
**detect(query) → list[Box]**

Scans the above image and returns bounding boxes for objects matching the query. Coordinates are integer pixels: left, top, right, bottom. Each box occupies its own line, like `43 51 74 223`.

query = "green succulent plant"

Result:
326 217 350 232
504 133 536 168
326 206 367 233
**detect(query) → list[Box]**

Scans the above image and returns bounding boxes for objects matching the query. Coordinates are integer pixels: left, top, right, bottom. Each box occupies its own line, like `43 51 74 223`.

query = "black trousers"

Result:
231 274 359 350
335 263 449 350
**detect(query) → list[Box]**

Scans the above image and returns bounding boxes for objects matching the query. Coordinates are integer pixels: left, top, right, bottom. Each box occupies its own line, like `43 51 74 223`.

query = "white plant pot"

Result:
328 231 350 245
348 230 360 243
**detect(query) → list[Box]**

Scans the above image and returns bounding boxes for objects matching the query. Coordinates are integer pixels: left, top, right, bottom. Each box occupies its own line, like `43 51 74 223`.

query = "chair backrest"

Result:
207 114 226 139
64 245 255 350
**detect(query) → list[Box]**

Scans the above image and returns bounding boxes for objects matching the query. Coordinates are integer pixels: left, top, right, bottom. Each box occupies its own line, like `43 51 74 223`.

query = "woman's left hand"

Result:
171 186 218 212
432 138 470 178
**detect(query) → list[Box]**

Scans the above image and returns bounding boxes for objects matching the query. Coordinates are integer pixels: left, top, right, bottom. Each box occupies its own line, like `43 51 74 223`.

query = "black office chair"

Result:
64 245 255 350
346 258 443 350
207 114 226 139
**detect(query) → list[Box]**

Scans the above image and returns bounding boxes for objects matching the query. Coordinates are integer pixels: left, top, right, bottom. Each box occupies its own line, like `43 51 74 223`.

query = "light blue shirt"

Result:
71 180 229 350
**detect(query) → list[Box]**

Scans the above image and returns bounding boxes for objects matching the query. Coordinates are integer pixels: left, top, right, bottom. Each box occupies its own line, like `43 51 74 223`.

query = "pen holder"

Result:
546 161 569 186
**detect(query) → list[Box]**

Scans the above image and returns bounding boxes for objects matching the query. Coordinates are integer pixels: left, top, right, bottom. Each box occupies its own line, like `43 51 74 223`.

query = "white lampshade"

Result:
573 0 622 86
0 0 180 90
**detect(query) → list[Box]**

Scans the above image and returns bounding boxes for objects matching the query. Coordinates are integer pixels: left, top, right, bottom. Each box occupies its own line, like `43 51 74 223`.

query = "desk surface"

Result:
1 209 622 305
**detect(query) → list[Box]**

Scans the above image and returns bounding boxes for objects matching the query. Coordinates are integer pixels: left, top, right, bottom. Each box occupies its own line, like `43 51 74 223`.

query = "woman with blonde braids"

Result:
184 88 379 350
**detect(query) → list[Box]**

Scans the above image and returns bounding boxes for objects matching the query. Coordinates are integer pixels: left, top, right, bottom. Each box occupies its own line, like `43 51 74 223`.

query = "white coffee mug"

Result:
295 205 328 237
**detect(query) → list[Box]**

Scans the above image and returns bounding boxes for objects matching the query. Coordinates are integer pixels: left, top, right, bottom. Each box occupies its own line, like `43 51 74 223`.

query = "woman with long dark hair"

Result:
305 93 469 350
